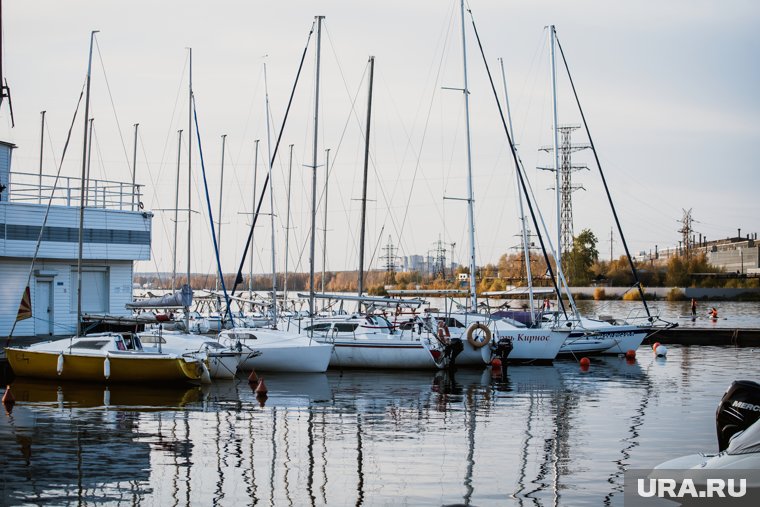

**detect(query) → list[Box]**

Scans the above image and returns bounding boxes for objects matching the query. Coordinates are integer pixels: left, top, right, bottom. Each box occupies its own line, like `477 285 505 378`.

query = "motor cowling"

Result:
716 380 760 452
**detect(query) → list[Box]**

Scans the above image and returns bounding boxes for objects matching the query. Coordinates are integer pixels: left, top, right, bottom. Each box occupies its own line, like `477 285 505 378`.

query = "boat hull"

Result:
558 335 617 356
4 348 202 383
598 328 648 354
207 353 241 379
325 339 439 369
239 344 332 373
487 328 569 364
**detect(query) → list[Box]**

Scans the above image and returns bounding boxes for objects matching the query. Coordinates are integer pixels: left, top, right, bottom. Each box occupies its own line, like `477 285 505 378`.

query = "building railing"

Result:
5 171 143 212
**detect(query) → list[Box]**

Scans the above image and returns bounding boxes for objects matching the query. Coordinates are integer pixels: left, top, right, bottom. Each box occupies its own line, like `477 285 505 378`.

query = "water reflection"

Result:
1 348 756 506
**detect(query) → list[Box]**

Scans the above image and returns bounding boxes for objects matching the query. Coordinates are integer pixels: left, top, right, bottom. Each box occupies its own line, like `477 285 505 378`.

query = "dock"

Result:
646 327 760 347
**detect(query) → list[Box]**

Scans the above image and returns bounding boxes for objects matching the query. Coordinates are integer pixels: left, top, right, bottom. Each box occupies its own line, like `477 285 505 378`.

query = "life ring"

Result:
466 322 492 349
437 321 450 338
395 306 402 317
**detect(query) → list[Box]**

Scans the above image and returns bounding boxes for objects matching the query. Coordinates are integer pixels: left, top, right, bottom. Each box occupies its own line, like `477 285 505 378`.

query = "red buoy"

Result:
247 369 259 383
256 392 268 407
579 357 590 371
2 385 15 404
625 349 636 360
2 385 15 413
255 378 268 394
491 358 502 368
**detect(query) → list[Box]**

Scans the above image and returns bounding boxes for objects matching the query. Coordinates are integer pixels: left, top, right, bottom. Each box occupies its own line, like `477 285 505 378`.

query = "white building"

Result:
0 140 151 338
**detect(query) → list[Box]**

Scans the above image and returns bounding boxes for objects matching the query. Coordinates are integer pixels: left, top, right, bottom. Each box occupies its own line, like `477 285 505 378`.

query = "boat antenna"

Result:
230 19 316 298
76 30 99 337
554 33 651 316
357 55 375 299
466 9 567 317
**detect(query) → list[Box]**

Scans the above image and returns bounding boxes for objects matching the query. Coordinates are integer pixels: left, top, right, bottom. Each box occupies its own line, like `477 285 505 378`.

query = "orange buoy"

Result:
625 349 636 360
652 342 661 352
247 369 259 383
255 378 268 394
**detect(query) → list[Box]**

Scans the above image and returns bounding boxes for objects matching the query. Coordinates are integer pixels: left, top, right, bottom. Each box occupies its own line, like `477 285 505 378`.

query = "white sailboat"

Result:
214 23 333 374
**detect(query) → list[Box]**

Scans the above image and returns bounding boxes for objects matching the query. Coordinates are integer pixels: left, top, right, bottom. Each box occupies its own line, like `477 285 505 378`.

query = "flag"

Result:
15 286 32 322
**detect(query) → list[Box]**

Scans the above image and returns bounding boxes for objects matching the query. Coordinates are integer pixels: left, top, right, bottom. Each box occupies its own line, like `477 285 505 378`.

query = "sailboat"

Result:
423 0 571 368
214 30 332 373
4 32 204 384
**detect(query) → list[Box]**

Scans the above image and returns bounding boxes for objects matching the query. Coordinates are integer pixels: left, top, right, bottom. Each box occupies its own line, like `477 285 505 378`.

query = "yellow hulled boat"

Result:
5 333 204 384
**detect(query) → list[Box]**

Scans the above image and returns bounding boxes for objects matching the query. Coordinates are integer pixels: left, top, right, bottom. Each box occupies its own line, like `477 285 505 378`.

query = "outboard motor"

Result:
493 337 514 364
444 338 464 370
716 380 760 452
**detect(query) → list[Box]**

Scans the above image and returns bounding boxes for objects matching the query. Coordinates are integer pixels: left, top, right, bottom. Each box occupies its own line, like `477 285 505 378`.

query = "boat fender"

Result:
466 322 492 349
57 352 64 376
104 354 111 379
655 345 668 358
200 361 212 384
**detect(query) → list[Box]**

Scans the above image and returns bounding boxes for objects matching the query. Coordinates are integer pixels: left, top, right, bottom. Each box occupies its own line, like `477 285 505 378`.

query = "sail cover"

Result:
126 284 193 309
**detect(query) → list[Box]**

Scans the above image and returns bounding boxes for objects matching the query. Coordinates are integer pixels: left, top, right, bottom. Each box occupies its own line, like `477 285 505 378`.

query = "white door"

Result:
35 280 54 336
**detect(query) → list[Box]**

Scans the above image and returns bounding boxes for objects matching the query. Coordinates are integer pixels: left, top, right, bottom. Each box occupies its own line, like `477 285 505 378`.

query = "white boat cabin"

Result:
0 140 152 338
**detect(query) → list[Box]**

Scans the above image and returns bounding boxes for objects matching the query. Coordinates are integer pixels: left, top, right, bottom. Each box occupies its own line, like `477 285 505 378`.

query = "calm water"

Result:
1 344 759 506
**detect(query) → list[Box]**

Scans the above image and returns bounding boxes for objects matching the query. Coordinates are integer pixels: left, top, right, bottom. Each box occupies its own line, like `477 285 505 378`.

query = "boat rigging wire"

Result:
6 83 86 342
230 20 316 298
555 33 650 316
466 7 567 318
192 94 234 325
93 37 132 178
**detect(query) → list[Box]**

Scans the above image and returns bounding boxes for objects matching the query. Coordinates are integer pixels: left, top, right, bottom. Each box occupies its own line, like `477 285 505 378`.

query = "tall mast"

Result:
284 143 294 303
215 134 227 292
308 15 324 328
550 25 561 270
85 118 94 199
38 110 45 203
76 30 98 337
499 57 535 318
131 123 139 210
172 129 182 290
357 55 375 298
459 0 477 311
249 139 259 296
264 61 277 326
185 47 192 333
321 147 330 293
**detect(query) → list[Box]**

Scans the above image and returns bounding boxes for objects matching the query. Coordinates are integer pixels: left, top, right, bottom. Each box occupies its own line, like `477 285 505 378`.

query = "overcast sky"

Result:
2 0 758 279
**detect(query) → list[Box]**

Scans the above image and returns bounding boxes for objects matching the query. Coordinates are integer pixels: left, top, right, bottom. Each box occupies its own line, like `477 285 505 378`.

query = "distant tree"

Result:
564 229 599 285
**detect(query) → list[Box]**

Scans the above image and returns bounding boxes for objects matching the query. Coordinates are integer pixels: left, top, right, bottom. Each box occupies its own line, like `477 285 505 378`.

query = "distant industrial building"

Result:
636 230 760 274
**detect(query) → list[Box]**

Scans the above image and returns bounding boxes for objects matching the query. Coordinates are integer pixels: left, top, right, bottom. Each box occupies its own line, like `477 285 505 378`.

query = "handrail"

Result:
6 170 143 211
